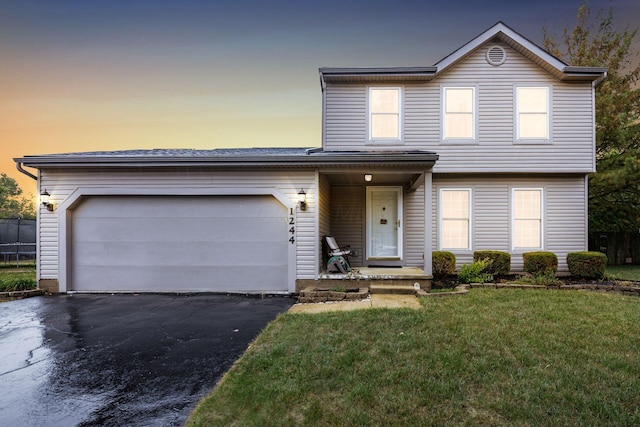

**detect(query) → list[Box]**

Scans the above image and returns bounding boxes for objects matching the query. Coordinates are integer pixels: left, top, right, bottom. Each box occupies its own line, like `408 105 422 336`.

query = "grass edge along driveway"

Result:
187 289 640 426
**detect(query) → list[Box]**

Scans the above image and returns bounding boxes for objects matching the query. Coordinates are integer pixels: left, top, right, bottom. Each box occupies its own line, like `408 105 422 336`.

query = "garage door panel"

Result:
74 196 286 218
73 241 288 267
74 217 286 243
71 196 289 292
73 265 288 292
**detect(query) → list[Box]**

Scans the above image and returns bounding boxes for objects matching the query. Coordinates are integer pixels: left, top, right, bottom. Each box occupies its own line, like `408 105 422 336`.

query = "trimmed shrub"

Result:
523 251 558 275
432 251 456 279
458 259 493 284
473 250 510 276
567 251 607 279
0 277 36 292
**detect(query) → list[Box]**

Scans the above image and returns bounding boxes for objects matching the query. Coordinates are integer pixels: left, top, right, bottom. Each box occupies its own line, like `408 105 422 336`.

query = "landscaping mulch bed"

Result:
432 274 640 296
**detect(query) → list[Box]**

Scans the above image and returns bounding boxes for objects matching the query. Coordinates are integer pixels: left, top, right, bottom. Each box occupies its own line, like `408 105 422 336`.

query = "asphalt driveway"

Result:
0 293 294 426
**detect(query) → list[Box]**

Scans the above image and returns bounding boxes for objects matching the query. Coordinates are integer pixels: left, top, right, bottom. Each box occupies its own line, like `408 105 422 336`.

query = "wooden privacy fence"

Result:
589 232 640 265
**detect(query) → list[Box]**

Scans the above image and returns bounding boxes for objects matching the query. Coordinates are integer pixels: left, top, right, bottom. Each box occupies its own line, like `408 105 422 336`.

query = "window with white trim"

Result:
512 188 543 249
439 189 471 250
516 86 549 140
443 87 475 141
369 87 401 141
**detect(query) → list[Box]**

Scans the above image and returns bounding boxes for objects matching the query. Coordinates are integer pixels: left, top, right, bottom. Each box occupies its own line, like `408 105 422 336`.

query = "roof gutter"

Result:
319 66 438 75
15 152 438 169
319 66 437 83
594 70 608 88
15 161 37 180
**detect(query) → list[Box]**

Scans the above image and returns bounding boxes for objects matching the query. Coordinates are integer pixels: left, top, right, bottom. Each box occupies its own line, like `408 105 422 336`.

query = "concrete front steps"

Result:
369 282 421 295
297 267 432 302
316 267 431 292
297 284 417 303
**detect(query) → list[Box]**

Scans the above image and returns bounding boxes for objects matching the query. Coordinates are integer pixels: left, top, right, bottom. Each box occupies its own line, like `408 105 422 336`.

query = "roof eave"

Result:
319 67 437 84
15 152 439 169
561 66 608 81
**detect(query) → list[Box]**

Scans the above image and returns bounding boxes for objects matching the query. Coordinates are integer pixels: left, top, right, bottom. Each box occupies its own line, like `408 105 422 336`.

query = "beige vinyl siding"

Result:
323 42 595 173
38 168 317 282
330 186 364 267
546 178 589 259
404 185 426 267
39 200 58 280
325 85 366 148
433 175 587 273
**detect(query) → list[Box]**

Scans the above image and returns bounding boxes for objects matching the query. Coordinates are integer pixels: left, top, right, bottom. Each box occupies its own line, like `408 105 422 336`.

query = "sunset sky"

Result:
2 0 639 196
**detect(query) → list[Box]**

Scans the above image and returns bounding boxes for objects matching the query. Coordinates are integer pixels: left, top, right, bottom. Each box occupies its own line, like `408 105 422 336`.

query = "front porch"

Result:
317 168 433 271
298 152 438 296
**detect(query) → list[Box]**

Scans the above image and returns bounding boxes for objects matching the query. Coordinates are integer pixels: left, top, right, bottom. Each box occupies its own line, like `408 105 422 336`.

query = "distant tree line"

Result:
544 3 640 234
0 173 35 219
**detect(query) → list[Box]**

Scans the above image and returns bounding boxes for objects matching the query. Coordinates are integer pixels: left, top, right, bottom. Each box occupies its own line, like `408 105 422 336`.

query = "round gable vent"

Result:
486 45 506 66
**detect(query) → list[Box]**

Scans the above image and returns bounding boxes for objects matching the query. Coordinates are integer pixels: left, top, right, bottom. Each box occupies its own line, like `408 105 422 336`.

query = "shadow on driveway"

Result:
0 293 294 426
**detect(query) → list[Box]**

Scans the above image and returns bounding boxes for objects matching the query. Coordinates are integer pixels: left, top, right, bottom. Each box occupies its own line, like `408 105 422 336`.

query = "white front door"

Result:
366 186 402 260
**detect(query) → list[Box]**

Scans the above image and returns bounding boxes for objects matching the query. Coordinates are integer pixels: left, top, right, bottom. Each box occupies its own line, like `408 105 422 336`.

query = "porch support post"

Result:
424 171 433 276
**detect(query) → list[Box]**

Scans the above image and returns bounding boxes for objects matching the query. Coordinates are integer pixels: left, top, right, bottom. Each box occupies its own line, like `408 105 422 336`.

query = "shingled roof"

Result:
27 147 311 158
15 147 438 169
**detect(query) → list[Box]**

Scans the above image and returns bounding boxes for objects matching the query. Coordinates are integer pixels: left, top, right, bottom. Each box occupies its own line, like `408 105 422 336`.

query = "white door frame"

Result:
366 186 403 260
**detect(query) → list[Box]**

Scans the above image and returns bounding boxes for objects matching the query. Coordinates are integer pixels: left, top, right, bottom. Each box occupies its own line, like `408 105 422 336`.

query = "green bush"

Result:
432 251 456 279
473 251 510 275
567 251 607 279
523 251 558 275
0 277 37 292
458 259 493 284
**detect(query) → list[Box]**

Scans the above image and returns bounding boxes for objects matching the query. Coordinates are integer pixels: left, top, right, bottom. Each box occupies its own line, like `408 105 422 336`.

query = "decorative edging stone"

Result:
0 289 44 300
298 286 369 303
417 284 469 297
469 283 545 289
549 284 640 296
470 282 640 296
417 282 640 298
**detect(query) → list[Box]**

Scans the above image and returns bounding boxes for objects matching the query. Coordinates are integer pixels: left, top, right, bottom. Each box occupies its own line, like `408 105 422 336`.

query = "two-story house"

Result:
15 22 606 294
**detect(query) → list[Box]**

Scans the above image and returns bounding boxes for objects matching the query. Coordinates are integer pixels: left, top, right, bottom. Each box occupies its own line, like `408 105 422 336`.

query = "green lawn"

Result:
0 267 36 292
187 290 640 426
606 264 640 281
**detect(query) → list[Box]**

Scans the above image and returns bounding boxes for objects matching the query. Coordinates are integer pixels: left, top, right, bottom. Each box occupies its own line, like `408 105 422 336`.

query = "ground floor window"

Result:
439 189 471 250
512 188 543 249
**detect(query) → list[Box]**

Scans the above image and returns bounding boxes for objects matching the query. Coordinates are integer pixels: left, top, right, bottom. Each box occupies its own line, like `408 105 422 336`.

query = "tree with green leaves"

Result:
543 4 640 232
0 173 35 219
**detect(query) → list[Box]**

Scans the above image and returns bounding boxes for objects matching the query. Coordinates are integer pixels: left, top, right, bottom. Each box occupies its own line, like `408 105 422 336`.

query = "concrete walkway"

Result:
289 294 422 313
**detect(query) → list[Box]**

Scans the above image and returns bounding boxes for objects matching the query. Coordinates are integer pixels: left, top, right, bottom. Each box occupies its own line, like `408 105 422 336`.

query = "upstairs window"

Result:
512 188 543 249
369 87 401 142
443 87 475 141
516 86 550 141
439 189 471 250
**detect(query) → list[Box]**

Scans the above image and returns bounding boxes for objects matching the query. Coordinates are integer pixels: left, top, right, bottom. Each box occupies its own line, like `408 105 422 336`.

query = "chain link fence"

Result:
0 217 36 266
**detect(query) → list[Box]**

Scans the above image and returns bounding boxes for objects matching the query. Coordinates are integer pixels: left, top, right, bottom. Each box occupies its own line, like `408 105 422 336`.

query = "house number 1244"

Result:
288 208 295 244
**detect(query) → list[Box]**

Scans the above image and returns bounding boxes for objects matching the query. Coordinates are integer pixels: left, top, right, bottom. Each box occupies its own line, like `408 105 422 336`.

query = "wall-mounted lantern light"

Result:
41 189 54 211
364 174 373 182
298 189 307 211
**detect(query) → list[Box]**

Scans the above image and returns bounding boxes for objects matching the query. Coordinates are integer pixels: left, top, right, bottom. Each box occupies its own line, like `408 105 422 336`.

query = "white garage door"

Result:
71 196 288 293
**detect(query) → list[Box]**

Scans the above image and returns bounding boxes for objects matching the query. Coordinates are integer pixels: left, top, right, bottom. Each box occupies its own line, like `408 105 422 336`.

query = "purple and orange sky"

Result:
2 0 639 196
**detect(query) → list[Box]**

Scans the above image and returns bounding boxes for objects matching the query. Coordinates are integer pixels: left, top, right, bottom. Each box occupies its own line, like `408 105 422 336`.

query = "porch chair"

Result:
324 236 352 274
